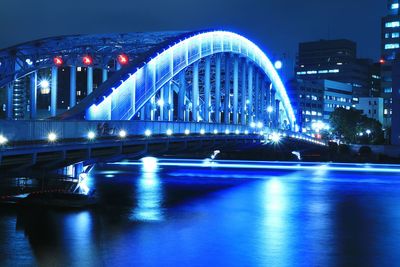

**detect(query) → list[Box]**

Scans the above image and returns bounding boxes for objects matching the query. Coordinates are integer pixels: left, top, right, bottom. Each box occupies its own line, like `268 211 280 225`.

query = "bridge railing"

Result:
0 120 254 142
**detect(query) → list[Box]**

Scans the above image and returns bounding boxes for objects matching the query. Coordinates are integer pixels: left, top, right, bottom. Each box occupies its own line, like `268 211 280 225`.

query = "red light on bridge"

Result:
380 58 385 64
117 54 129 65
82 55 93 66
53 56 63 66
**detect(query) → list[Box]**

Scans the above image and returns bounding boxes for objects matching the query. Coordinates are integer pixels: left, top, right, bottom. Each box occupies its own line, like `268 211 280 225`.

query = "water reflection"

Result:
1 160 400 266
131 157 164 222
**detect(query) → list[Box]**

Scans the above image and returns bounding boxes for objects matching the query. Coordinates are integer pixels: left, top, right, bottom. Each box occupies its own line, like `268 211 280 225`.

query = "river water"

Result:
1 159 400 267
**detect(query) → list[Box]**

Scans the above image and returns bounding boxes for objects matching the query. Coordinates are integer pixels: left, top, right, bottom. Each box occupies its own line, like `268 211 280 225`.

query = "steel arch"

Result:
61 31 296 126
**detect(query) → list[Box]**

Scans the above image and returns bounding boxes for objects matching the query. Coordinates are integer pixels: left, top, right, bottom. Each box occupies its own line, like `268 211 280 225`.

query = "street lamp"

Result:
274 60 283 70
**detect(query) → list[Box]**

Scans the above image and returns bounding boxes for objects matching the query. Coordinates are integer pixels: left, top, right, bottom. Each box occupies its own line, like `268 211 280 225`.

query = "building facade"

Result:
288 79 352 133
381 0 400 127
355 97 384 125
295 39 372 99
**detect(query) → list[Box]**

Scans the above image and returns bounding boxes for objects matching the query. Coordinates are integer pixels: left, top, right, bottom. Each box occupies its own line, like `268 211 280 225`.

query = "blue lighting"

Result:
87 31 296 125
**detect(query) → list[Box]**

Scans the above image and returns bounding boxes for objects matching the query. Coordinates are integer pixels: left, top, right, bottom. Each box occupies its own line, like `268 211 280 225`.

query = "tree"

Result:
329 107 384 144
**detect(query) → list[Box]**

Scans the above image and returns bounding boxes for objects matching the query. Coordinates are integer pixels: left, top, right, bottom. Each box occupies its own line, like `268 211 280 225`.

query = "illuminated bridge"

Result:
0 30 325 175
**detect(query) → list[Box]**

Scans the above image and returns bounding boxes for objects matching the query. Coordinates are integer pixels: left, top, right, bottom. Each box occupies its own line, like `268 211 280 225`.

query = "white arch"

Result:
87 31 296 125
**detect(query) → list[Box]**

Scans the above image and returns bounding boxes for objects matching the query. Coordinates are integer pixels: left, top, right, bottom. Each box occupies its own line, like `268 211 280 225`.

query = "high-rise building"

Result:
295 39 372 99
370 63 382 97
381 0 400 128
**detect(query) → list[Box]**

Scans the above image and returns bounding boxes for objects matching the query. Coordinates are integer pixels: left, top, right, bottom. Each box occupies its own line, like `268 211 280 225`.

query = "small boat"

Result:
18 191 97 208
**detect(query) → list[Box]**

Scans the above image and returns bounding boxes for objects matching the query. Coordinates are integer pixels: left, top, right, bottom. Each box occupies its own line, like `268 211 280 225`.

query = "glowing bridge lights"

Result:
87 131 96 140
25 58 33 66
166 129 173 136
39 79 50 89
84 31 295 124
119 130 127 138
200 129 205 135
144 129 152 137
53 56 63 66
184 129 190 135
244 130 249 135
256 122 264 129
267 106 274 113
235 129 240 135
157 99 164 107
225 129 230 135
213 129 218 134
82 55 93 66
250 122 256 128
0 135 8 145
117 54 129 65
270 132 281 143
47 132 57 142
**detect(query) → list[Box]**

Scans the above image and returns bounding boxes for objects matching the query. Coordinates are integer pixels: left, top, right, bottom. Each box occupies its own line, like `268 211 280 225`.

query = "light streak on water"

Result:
108 159 400 174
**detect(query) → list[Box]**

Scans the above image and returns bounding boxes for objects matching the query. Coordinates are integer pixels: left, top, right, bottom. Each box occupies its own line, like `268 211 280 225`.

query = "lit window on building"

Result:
385 43 400 49
393 32 400 38
384 88 393 93
392 3 399 9
386 21 400 28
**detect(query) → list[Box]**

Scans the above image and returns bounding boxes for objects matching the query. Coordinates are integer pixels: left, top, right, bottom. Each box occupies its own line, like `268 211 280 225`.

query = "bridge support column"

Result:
204 57 211 122
255 71 260 123
224 55 231 124
30 71 37 119
51 66 58 117
168 82 173 121
178 71 186 121
248 64 253 123
116 62 121 71
161 83 170 121
6 82 13 120
260 80 266 124
87 67 93 95
102 68 108 82
145 98 153 120
275 99 280 129
192 61 199 122
241 59 247 125
233 56 239 124
215 54 221 123
70 66 76 108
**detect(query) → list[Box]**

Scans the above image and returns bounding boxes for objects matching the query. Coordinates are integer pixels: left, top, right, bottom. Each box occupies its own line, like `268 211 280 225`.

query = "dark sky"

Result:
0 0 386 62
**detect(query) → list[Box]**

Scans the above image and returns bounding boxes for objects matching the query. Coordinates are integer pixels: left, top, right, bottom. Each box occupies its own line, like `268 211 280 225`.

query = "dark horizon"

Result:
0 0 387 61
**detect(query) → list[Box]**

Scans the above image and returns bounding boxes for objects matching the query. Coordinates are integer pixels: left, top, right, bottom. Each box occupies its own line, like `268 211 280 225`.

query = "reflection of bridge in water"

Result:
0 30 325 176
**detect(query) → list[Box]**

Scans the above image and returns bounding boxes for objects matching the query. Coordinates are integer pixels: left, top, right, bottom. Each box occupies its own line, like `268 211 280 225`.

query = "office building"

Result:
288 79 352 133
355 97 384 125
381 0 400 128
295 39 372 99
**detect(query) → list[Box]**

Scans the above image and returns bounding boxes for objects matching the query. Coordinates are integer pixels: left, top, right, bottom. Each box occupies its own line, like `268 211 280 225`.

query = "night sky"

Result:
0 0 386 62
